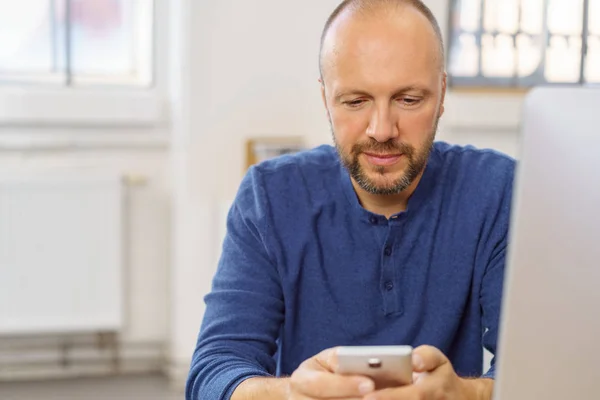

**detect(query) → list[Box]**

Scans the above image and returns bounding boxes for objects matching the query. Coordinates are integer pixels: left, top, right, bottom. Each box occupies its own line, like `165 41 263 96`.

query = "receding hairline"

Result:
319 0 446 78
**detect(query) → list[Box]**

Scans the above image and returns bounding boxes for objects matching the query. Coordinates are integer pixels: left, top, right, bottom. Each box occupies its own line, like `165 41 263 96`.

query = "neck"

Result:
352 169 425 219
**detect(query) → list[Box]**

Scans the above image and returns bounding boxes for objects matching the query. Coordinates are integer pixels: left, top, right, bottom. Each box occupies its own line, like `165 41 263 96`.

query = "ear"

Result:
439 72 447 117
319 78 331 122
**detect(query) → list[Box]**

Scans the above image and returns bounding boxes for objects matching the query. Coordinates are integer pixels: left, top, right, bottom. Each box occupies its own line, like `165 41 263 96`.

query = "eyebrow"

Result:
335 85 433 100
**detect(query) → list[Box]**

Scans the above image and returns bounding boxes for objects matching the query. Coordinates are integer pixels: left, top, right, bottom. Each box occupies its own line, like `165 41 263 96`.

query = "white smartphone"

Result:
336 345 413 389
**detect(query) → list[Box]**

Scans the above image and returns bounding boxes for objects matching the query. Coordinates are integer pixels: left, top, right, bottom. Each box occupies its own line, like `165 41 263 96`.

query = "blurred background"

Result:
0 0 597 398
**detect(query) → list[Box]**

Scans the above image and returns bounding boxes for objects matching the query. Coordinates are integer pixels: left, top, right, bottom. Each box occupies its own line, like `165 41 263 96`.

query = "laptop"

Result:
494 87 600 399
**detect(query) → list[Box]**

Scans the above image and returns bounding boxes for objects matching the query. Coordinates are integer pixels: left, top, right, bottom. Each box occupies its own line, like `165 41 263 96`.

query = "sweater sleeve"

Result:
480 244 505 379
479 168 514 380
186 167 284 400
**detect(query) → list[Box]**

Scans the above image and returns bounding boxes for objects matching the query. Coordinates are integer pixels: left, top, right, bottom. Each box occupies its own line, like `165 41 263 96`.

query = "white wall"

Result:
167 0 344 386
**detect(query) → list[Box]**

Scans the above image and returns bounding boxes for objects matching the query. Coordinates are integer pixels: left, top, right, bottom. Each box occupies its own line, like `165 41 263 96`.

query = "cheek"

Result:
330 110 370 146
397 109 438 137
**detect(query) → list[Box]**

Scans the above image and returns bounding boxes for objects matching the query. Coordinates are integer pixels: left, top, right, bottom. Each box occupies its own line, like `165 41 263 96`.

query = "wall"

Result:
168 0 343 386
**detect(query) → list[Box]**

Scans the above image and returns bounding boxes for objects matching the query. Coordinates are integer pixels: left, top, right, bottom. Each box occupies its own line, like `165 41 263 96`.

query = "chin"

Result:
366 174 403 190
365 165 406 181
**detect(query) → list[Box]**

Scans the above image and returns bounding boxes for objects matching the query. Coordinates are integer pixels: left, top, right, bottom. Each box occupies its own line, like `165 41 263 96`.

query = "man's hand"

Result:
289 347 376 399
363 345 494 400
234 345 493 400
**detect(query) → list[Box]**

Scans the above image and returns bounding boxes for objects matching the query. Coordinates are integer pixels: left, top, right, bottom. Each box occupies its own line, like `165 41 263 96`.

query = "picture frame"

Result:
245 137 306 170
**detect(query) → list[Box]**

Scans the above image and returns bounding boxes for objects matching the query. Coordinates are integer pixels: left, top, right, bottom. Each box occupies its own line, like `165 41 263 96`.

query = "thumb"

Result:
412 345 449 373
313 346 340 372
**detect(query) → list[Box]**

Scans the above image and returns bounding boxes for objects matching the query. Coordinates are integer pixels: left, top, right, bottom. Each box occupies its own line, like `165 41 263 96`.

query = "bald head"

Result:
319 0 445 79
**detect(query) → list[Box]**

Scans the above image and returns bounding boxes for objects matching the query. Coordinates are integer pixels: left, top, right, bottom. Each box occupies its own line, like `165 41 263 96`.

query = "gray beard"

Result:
332 119 438 195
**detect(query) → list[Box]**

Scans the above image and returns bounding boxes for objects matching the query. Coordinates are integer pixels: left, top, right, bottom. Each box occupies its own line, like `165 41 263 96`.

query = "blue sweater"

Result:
187 142 515 400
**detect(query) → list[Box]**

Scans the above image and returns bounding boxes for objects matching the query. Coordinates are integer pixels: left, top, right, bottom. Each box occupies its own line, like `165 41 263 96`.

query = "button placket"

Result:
384 245 392 256
380 222 404 316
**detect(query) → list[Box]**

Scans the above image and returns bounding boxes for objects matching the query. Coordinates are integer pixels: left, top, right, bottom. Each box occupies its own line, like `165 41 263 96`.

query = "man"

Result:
187 0 514 399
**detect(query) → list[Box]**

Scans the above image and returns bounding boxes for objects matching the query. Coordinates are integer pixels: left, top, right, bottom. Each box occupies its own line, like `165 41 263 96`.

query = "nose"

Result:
366 103 399 142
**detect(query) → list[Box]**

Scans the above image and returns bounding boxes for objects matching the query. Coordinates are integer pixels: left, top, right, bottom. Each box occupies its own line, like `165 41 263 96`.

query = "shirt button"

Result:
369 216 378 225
384 246 392 256
385 281 394 291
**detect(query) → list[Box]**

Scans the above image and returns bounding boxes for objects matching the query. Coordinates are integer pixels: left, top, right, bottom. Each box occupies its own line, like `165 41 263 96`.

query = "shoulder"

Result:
235 144 340 208
432 141 515 173
432 141 515 190
427 142 516 228
253 144 339 176
247 144 340 188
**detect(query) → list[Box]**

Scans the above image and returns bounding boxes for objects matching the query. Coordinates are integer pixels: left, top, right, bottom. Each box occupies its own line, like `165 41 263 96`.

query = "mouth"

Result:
362 152 403 167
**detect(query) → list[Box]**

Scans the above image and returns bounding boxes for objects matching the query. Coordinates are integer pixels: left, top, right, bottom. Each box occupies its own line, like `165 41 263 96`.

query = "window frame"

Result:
0 0 165 128
447 0 599 88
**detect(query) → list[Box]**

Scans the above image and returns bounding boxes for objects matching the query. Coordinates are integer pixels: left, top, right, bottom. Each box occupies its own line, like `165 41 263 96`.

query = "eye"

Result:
343 99 366 109
398 97 422 107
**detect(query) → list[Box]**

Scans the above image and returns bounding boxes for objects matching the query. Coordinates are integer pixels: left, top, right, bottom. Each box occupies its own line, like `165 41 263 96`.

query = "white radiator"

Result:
0 174 124 335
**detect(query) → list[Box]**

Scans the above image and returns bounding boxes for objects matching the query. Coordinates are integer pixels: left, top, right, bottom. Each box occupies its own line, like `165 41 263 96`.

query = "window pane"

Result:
545 36 582 82
69 0 153 85
585 36 600 82
517 34 542 77
484 0 519 34
0 0 57 73
521 0 544 35
496 0 519 34
482 34 516 77
590 0 600 35
449 33 479 77
456 0 481 32
547 0 584 35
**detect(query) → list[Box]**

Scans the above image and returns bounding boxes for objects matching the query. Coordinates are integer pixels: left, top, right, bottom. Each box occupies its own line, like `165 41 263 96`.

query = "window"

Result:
448 0 600 87
0 0 154 87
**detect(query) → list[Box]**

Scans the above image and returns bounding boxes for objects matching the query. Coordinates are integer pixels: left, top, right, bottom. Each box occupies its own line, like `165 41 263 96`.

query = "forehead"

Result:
321 7 441 90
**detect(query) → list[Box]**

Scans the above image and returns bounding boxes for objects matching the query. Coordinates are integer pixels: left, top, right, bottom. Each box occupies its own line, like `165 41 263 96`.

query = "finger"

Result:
412 371 430 384
290 393 363 400
291 368 374 398
292 396 363 400
362 384 421 400
412 345 449 372
313 346 340 372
